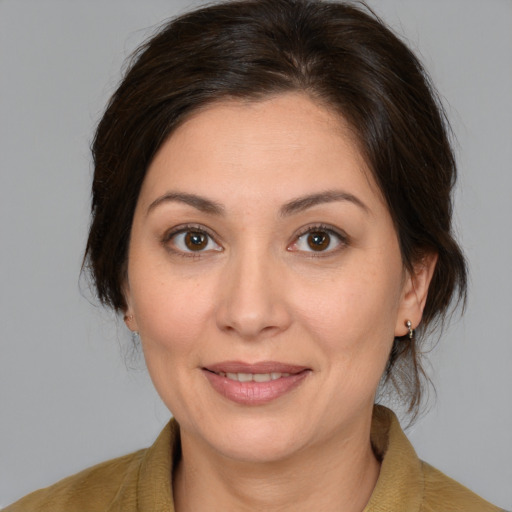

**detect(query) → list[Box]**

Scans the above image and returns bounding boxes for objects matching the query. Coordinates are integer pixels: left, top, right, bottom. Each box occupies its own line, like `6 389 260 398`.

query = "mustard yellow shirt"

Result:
3 406 504 511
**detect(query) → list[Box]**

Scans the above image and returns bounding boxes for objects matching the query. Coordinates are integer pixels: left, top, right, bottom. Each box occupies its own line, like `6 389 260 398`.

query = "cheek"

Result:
129 270 218 413
292 254 403 359
128 258 217 352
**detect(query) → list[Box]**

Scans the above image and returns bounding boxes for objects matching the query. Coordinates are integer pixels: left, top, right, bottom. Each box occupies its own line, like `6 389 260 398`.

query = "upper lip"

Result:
203 361 310 374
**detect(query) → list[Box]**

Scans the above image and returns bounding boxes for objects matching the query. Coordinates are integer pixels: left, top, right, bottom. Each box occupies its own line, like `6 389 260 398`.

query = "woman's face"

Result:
125 93 432 463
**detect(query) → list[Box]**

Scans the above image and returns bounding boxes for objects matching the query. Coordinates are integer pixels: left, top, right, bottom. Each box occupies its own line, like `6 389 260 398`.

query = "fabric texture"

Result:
3 406 503 511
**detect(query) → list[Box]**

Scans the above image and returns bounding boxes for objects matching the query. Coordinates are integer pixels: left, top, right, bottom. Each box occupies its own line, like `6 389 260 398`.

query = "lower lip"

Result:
202 370 310 405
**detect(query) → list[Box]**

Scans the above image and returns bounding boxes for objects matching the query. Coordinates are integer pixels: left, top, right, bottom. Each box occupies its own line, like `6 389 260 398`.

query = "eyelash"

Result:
161 223 349 258
162 224 221 258
289 224 349 257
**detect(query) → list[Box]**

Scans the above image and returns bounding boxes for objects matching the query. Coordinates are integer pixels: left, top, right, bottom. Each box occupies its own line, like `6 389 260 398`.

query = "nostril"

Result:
214 260 292 339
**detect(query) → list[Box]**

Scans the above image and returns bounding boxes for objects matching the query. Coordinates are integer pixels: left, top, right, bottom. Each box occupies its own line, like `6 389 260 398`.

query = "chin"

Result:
216 437 306 465
202 415 313 464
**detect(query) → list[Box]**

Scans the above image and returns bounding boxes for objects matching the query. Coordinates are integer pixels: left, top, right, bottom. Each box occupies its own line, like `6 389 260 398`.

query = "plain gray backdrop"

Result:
1 0 511 508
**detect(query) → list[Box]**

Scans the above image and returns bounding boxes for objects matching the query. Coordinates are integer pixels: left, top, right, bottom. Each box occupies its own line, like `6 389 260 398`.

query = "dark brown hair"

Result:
84 0 467 414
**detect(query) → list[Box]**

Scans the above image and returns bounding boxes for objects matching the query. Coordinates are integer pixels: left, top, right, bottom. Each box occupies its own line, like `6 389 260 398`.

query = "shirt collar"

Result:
126 405 423 512
364 405 424 511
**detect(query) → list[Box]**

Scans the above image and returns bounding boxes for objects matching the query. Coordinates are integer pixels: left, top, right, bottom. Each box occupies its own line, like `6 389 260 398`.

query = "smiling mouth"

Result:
202 362 310 405
207 370 292 382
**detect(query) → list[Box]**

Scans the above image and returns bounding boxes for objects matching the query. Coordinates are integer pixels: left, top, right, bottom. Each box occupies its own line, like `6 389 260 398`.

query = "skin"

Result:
124 93 436 511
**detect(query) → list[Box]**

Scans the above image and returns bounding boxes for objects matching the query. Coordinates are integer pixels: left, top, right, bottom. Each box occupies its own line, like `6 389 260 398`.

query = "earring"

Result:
123 314 138 341
405 320 415 340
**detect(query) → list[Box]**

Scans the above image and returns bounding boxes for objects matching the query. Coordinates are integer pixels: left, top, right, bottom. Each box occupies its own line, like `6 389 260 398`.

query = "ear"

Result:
123 311 139 332
122 281 139 332
395 252 438 337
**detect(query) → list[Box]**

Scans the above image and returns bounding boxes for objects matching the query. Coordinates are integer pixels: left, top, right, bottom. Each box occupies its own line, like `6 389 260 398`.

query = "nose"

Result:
215 247 292 340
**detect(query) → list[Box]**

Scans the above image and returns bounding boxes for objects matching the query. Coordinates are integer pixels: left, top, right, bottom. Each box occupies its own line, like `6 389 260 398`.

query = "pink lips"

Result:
202 361 311 405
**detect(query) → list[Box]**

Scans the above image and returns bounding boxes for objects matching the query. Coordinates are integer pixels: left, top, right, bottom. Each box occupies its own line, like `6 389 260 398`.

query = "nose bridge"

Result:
216 240 290 339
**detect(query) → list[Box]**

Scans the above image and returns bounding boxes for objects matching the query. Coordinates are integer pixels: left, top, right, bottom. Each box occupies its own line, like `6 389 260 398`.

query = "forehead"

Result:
140 93 383 211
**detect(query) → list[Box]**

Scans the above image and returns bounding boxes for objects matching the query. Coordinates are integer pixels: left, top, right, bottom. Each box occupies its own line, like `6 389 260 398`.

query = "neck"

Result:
173 418 380 512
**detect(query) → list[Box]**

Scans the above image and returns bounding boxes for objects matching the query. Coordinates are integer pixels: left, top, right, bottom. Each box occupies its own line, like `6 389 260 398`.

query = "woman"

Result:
3 0 507 510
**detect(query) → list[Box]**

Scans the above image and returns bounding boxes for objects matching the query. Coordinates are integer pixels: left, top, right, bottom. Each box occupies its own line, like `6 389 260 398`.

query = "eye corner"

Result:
289 224 349 256
161 224 223 257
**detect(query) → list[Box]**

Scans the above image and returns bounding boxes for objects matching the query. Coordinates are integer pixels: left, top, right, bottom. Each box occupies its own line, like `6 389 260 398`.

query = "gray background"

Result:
1 0 511 508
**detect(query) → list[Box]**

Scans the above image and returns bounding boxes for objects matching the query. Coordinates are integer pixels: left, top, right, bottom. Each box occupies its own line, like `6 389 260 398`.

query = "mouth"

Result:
209 371 292 382
202 361 311 405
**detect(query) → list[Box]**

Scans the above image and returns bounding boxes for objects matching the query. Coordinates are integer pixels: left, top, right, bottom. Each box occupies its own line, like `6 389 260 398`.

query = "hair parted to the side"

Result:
83 0 467 417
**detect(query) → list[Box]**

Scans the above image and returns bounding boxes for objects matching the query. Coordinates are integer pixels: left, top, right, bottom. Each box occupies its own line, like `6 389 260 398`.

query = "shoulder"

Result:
2 449 146 512
420 461 504 512
367 406 504 512
3 420 177 512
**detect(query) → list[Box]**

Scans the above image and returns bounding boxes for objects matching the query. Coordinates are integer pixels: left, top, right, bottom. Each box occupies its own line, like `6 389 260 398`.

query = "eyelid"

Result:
162 224 223 255
288 223 349 255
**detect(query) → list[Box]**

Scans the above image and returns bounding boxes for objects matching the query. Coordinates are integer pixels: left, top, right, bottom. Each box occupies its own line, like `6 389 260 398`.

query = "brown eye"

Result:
184 231 208 251
288 227 346 254
307 231 331 251
167 228 222 255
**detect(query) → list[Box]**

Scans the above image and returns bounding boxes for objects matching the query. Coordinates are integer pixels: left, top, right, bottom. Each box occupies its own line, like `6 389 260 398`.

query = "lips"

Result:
202 361 311 405
215 371 291 382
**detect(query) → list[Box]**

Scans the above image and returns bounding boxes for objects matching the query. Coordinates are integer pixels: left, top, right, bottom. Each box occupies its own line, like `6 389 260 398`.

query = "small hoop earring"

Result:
405 320 415 340
131 331 140 344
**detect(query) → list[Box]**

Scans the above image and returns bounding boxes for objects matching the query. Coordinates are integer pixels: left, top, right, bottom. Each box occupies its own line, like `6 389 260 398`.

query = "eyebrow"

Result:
280 190 369 216
146 192 225 216
146 189 369 217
